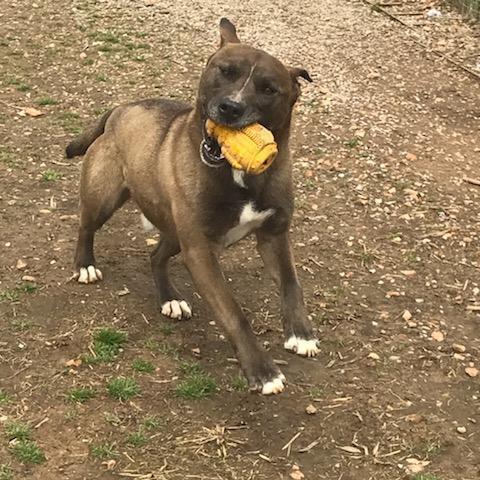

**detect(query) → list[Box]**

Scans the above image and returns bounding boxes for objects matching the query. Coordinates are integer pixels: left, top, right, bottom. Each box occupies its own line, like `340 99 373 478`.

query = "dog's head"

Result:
198 19 311 166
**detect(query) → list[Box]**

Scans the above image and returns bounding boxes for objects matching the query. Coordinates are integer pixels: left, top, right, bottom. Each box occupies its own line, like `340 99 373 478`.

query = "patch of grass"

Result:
57 111 82 134
0 390 10 405
104 412 123 426
308 386 325 399
95 73 107 82
11 319 33 331
143 415 160 430
126 430 147 447
90 442 118 459
66 387 96 404
144 339 179 358
4 421 32 441
107 377 140 401
16 83 30 92
176 362 217 400
10 440 45 464
412 475 441 480
35 97 58 106
0 150 18 168
230 375 248 392
0 464 13 480
89 31 120 44
0 283 37 303
42 169 61 182
159 322 174 336
84 327 127 364
344 137 361 148
132 359 155 374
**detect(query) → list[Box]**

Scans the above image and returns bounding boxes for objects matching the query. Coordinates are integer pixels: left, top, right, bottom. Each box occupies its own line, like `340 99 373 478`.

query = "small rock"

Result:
146 238 158 246
457 426 466 434
402 310 412 321
453 353 465 361
405 413 424 424
21 275 36 282
465 367 479 378
368 352 380 360
306 404 317 415
16 259 27 270
116 287 130 297
452 343 466 353
290 465 305 480
431 331 444 342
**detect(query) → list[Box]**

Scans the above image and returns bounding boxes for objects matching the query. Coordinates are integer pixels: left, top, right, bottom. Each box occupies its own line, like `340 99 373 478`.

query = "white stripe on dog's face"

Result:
231 64 256 103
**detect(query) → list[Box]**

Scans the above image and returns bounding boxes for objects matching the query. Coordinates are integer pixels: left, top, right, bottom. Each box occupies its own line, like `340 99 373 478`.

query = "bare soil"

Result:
0 1 479 479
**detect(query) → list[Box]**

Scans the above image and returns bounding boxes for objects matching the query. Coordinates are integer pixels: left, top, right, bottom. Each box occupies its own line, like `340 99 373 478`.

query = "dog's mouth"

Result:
200 133 226 168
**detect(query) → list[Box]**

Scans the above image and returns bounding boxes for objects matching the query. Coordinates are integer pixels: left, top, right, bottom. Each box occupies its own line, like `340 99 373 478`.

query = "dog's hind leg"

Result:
256 230 320 357
150 236 192 320
74 136 129 284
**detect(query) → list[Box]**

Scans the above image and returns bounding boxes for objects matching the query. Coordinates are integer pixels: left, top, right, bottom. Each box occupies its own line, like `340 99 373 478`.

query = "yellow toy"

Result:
205 119 278 175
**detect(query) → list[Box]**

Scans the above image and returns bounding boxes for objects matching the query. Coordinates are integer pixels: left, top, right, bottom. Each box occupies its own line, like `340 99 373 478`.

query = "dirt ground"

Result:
1 0 479 479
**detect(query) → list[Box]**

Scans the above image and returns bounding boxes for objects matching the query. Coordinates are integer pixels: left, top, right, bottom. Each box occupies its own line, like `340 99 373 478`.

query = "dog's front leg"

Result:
180 239 286 395
256 230 320 357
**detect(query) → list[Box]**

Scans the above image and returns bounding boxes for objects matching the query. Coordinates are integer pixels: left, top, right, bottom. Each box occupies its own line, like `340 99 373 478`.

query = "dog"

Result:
66 18 319 395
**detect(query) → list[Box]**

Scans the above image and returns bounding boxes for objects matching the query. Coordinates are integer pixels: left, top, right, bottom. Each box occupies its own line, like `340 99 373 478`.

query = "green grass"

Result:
0 464 13 480
344 137 361 148
126 430 147 447
42 169 61 182
0 283 37 303
159 322 174 336
10 440 45 464
308 386 325 399
57 111 82 134
0 151 18 168
10 319 33 331
4 421 32 441
0 390 10 405
412 475 441 480
142 415 160 430
16 83 30 92
66 387 96 403
84 327 127 364
144 339 179 358
88 31 120 44
90 442 118 459
35 97 58 106
230 375 248 392
132 359 155 374
176 362 217 400
107 377 140 401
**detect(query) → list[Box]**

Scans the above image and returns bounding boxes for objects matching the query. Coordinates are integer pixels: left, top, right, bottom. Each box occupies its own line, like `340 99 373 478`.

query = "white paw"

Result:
77 265 103 284
161 300 192 320
284 336 320 357
261 373 286 395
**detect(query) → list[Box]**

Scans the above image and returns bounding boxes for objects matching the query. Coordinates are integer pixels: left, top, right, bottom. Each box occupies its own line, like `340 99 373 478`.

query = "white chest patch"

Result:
224 201 274 247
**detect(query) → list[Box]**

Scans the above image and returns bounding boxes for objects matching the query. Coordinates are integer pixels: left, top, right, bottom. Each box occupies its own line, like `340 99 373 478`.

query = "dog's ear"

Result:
289 68 313 84
219 18 240 47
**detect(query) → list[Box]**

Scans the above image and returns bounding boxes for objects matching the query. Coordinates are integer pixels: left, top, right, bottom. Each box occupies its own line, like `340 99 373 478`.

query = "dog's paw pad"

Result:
161 300 192 320
284 336 320 357
77 266 103 284
261 373 286 395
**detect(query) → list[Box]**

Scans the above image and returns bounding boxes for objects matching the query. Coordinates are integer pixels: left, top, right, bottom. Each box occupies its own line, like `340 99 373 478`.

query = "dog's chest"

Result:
223 201 274 247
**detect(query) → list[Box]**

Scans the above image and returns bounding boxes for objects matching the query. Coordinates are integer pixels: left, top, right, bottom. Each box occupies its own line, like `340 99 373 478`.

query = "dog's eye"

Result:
263 85 277 95
219 65 237 79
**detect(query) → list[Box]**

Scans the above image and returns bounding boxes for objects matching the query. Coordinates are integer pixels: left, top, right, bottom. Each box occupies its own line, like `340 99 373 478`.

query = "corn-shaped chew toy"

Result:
206 119 278 175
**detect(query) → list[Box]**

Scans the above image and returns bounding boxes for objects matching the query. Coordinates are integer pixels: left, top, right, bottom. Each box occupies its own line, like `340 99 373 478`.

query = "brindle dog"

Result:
67 18 318 395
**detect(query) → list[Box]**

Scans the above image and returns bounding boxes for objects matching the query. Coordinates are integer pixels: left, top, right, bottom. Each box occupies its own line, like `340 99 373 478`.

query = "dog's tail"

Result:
65 109 114 159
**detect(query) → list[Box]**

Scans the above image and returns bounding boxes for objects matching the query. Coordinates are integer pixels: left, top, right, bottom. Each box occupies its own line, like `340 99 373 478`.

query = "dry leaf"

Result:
405 413 424 424
21 275 36 282
305 404 317 415
405 458 430 474
368 352 380 360
23 107 45 117
431 330 444 342
405 152 417 161
65 358 82 368
116 287 130 296
465 367 479 378
289 465 304 480
338 445 362 454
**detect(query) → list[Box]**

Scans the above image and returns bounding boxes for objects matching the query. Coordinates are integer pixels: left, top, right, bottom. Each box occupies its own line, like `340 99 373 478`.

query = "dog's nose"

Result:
218 98 246 121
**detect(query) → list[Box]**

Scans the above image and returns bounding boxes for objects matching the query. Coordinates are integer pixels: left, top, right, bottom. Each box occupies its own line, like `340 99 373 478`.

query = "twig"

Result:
463 176 480 186
362 0 480 81
281 431 302 457
297 436 322 453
